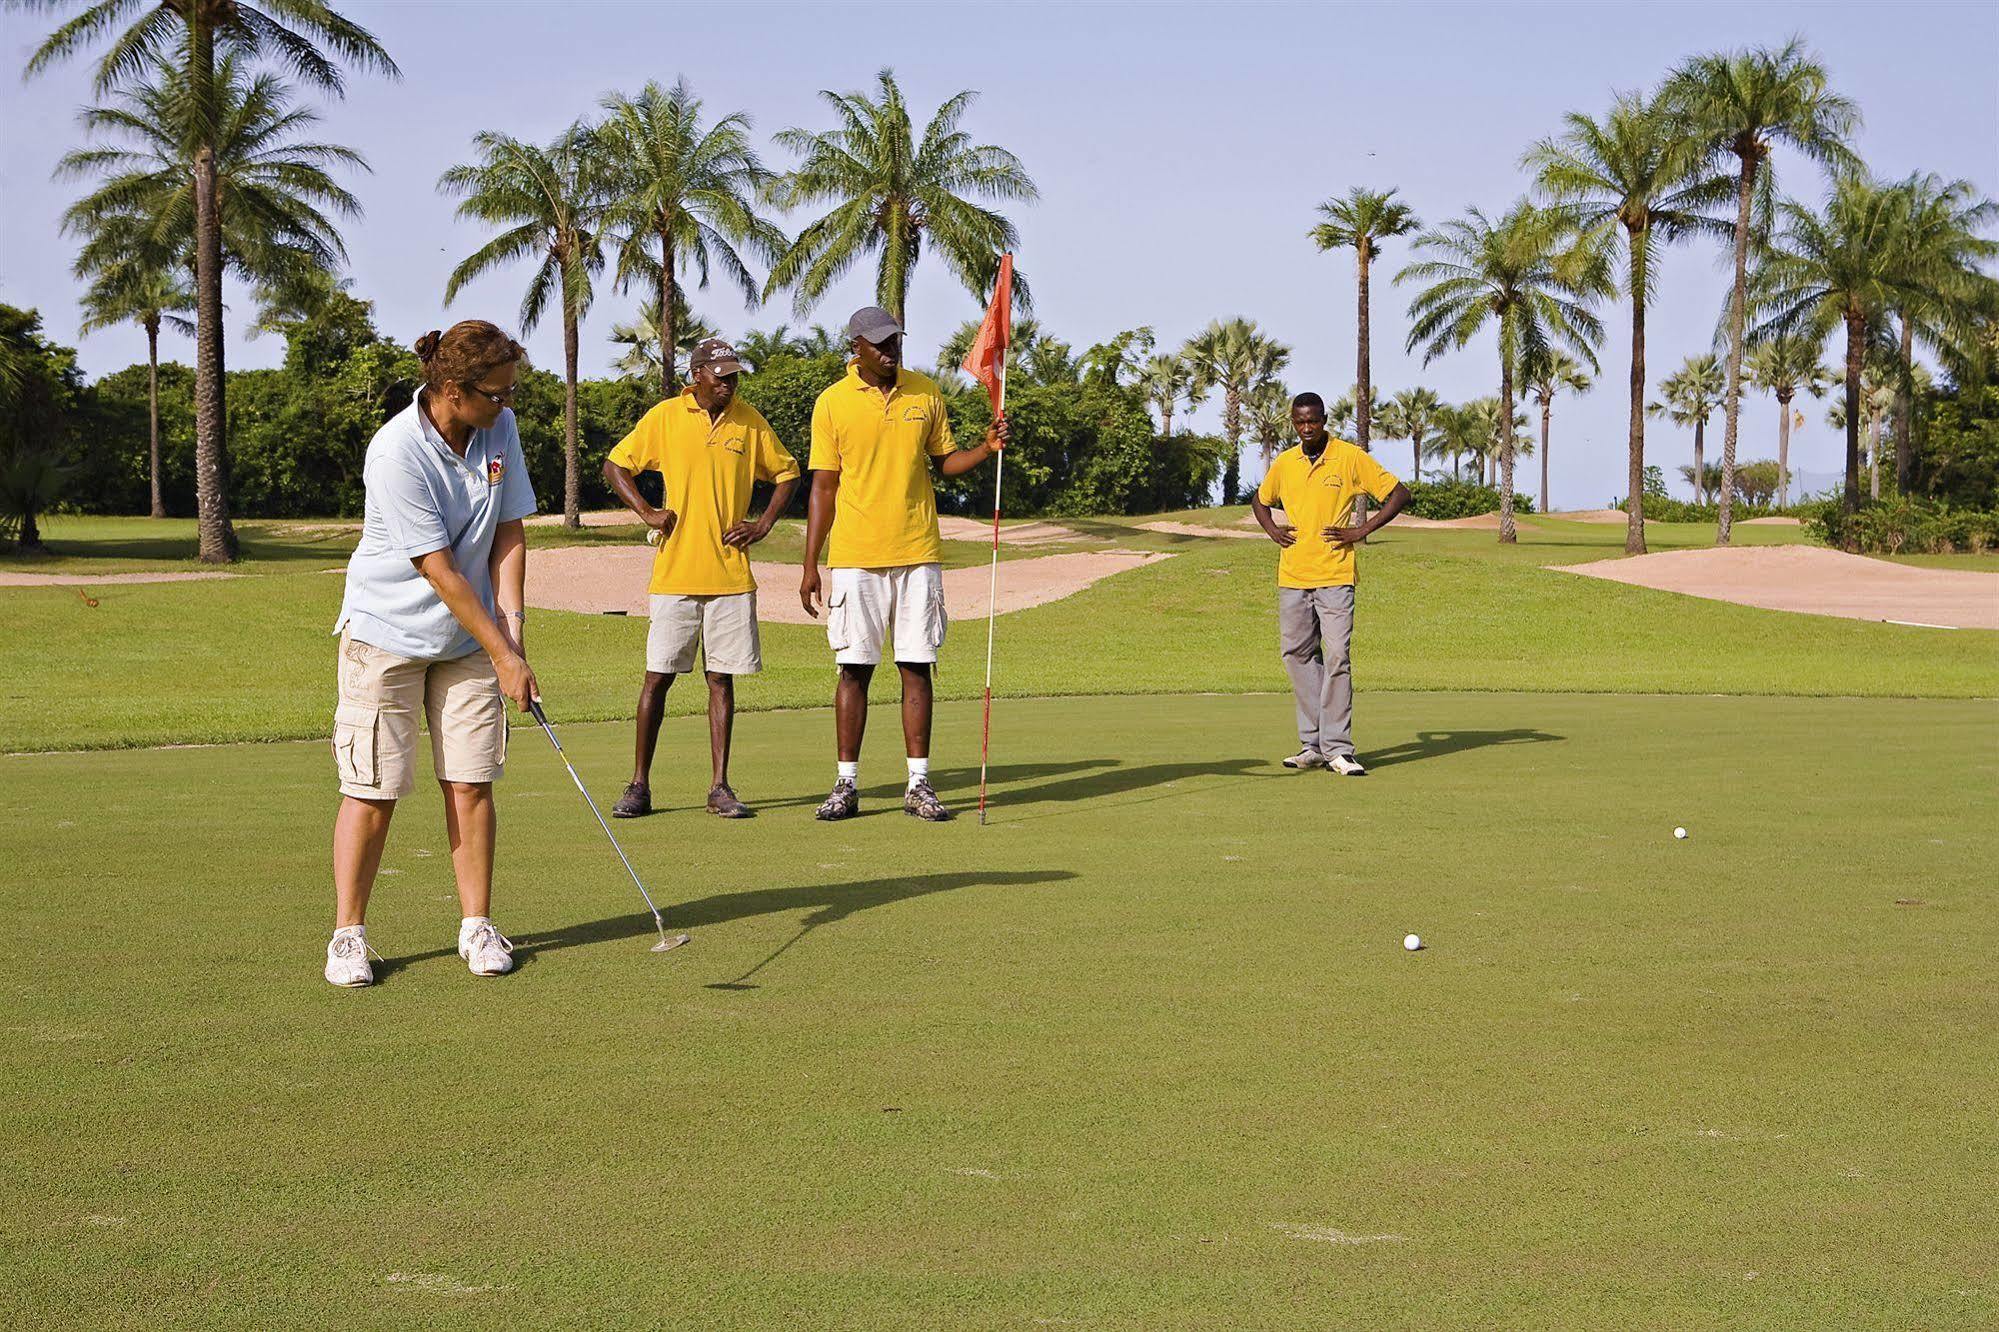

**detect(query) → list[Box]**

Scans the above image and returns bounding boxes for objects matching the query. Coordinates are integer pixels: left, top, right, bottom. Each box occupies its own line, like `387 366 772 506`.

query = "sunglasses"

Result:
463 380 517 406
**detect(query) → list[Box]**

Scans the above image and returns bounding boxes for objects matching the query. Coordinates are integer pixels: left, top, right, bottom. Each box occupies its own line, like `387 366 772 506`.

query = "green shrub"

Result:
1804 495 1999 554
1404 480 1533 519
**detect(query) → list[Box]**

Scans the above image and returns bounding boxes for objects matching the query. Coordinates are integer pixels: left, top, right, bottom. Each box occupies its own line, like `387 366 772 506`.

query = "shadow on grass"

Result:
1364 728 1563 770
372 867 1076 983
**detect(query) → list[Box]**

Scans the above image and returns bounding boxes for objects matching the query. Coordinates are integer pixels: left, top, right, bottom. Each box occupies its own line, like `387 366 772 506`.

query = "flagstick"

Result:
977 357 1008 826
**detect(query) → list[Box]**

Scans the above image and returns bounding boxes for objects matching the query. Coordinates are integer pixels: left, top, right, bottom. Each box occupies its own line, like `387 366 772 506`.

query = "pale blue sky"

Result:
3 1 1994 507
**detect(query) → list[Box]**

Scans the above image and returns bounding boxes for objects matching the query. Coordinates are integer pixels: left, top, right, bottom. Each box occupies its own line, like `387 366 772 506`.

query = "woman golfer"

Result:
324 321 541 987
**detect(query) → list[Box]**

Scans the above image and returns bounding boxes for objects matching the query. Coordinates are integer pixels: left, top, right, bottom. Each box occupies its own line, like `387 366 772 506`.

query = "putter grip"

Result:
528 698 550 728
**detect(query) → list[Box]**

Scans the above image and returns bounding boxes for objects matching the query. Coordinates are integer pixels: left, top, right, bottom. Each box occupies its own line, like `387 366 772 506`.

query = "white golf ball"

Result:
1674 827 1688 840
1402 933 1422 952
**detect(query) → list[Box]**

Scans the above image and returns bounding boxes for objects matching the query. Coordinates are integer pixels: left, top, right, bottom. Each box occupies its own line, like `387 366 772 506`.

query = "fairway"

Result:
6 691 1995 1328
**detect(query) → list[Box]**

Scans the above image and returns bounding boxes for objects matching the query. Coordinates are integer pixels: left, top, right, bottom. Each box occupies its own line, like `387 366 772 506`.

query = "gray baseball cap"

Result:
844 306 904 344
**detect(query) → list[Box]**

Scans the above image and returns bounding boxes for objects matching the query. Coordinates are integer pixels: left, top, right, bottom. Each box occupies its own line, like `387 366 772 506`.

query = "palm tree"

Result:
1522 349 1590 514
21 0 396 563
594 80 784 399
1465 396 1533 488
440 127 605 527
1134 352 1193 436
1744 335 1832 505
1747 175 1938 512
1399 201 1607 542
766 68 1036 329
735 325 808 371
1245 378 1294 467
1310 187 1420 453
1875 173 1999 492
1385 386 1443 484
608 292 716 387
1663 39 1860 543
1078 327 1156 386
79 255 192 517
1647 355 1727 503
1328 386 1381 439
1427 402 1489 482
1182 318 1290 505
1526 91 1728 552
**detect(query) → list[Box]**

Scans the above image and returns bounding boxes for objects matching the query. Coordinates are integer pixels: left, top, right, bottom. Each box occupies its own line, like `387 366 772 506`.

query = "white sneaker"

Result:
458 919 515 977
324 928 378 987
1282 749 1327 769
1327 752 1369 777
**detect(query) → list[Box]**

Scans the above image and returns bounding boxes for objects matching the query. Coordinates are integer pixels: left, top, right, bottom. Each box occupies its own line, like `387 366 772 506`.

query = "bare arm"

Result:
488 517 527 657
1325 482 1412 544
799 470 838 617
1251 495 1296 547
936 414 1009 478
413 546 538 710
601 458 676 537
723 473 801 548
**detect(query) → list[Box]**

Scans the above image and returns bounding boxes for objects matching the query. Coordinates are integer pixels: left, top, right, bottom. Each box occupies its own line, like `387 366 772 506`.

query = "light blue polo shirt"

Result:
334 395 538 660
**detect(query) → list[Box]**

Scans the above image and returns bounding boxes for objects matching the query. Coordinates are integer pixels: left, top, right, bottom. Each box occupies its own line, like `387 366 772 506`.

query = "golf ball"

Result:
1403 933 1422 952
646 528 662 546
1674 827 1688 840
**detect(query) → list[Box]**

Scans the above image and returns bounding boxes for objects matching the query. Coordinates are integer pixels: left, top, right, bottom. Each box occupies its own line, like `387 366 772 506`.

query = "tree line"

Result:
6 5 1995 560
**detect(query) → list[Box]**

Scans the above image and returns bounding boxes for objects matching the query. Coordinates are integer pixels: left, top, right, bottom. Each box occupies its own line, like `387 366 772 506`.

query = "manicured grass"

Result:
3 692 1994 1328
4 517 1994 752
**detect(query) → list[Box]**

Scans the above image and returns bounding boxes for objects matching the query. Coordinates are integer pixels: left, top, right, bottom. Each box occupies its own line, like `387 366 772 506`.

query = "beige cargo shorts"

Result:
331 632 508 801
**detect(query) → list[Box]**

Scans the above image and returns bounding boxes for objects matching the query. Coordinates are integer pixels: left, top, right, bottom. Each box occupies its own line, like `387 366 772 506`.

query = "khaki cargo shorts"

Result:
827 563 946 666
647 590 761 675
331 632 508 801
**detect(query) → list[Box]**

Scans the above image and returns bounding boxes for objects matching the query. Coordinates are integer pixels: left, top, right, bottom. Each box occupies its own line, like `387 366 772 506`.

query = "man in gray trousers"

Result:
1250 391 1410 776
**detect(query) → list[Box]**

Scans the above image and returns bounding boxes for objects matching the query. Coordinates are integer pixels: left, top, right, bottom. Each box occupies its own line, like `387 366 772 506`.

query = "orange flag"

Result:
960 253 1013 412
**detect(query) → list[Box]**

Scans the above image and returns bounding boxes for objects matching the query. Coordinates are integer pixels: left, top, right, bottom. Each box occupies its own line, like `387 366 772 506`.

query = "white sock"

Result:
334 923 365 939
907 757 929 789
837 761 859 783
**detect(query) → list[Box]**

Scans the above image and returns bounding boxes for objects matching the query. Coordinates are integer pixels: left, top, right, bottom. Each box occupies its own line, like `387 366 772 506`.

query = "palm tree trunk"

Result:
1412 428 1421 485
882 206 910 328
1776 389 1794 508
1842 314 1864 513
1162 403 1174 437
1497 352 1517 544
1869 404 1881 500
1894 314 1915 494
146 317 165 519
1624 228 1648 555
658 227 676 398
1222 389 1242 506
1692 419 1706 507
1539 399 1552 515
1354 242 1372 450
1715 151 1756 546
563 303 582 529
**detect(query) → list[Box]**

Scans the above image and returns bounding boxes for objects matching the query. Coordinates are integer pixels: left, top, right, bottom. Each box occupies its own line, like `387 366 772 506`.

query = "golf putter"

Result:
527 698 688 953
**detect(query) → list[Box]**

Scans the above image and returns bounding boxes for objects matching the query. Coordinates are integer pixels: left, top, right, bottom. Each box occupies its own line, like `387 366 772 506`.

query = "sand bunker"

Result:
1547 509 1634 524
1740 516 1803 526
936 516 1087 546
525 546 1171 623
524 509 645 529
1555 545 1999 630
0 571 238 587
1136 519 1268 540
1393 512 1504 530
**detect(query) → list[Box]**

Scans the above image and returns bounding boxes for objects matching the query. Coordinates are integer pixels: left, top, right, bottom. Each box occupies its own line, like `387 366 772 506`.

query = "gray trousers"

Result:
1278 585 1356 756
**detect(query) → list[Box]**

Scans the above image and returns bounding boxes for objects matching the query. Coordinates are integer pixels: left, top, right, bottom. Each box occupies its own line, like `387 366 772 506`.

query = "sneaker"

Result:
324 928 379 988
1282 749 1327 770
815 778 860 821
610 782 651 819
458 920 515 976
706 783 753 818
1327 752 1369 777
903 780 953 822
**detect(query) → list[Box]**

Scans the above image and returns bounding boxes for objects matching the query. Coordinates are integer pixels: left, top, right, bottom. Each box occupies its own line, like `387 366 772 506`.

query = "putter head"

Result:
651 932 691 953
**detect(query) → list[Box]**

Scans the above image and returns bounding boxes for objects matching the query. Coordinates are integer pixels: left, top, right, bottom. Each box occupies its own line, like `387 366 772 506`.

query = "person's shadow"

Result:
373 867 1076 984
1361 728 1563 769
753 758 1118 812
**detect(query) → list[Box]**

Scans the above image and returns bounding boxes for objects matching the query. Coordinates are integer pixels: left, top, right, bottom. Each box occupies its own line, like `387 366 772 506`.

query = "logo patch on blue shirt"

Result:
488 456 505 486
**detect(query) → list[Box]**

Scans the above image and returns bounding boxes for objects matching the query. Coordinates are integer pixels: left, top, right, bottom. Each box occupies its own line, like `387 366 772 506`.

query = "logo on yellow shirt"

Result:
901 404 929 424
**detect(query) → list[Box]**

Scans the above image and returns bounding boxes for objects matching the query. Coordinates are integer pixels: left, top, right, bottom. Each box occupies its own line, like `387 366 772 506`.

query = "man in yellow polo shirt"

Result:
1251 391 1410 776
799 306 1006 822
602 338 800 818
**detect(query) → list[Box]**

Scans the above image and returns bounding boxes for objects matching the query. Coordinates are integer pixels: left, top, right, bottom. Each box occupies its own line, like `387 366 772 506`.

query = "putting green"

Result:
4 691 1994 1327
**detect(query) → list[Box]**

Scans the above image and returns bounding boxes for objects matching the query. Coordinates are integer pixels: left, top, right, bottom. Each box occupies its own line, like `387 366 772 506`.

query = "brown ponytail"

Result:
414 320 527 393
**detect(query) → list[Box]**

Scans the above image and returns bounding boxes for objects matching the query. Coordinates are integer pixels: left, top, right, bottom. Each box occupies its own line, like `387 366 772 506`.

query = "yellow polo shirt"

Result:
1255 440 1401 589
607 390 800 596
807 364 956 568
